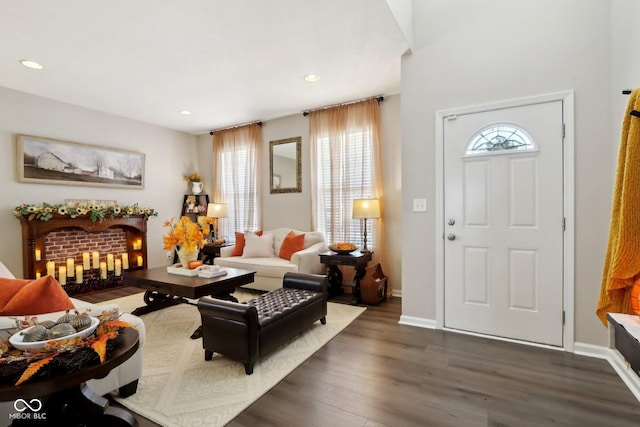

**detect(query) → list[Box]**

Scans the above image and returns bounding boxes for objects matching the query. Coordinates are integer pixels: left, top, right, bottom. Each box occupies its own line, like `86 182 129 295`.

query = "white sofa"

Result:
0 261 145 398
214 228 328 291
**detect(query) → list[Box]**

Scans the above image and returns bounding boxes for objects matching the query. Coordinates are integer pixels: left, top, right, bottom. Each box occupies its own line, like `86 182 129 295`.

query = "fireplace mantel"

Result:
19 214 148 280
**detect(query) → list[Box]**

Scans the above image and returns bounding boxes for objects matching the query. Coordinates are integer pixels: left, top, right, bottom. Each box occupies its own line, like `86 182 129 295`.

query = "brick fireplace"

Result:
18 214 148 292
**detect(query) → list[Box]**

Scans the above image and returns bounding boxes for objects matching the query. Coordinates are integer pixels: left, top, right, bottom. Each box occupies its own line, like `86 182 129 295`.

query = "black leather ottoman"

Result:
197 272 328 374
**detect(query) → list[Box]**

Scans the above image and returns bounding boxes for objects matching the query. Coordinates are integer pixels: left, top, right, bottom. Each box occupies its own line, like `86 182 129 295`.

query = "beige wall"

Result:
197 95 403 294
401 0 621 346
0 86 198 276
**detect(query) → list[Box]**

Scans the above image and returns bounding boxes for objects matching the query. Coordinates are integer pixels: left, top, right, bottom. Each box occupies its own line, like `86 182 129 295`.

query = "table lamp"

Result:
206 203 228 243
352 198 380 253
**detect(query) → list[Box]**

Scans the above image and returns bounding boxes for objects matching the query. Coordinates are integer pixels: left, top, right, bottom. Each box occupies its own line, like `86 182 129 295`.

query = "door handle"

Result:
448 218 455 226
447 234 456 241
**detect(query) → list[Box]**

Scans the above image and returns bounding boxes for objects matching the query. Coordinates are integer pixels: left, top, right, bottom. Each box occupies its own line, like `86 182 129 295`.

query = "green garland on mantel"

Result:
13 202 158 222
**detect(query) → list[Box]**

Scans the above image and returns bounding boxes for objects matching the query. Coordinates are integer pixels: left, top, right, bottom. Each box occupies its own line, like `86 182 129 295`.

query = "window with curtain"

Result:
212 123 262 242
310 98 384 251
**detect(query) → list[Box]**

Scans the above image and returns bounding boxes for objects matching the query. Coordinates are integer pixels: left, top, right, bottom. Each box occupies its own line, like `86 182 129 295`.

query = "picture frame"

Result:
17 134 145 189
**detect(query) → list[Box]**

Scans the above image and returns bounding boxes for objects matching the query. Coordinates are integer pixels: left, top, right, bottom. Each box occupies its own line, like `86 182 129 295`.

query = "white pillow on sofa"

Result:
242 232 275 258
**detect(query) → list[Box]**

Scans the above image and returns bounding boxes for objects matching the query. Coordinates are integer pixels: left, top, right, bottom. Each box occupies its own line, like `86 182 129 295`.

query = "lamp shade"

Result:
206 203 228 218
352 199 380 219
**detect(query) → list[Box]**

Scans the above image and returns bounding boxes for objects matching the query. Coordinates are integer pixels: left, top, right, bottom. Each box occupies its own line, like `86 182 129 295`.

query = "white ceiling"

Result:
0 1 409 135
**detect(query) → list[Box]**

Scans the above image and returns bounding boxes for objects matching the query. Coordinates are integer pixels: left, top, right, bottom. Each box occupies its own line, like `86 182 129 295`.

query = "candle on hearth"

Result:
137 255 143 267
35 249 41 261
46 261 55 277
100 262 107 279
121 253 129 270
66 258 74 276
92 251 100 269
115 259 122 276
107 254 114 271
75 265 83 283
59 266 66 285
35 272 41 279
83 252 90 270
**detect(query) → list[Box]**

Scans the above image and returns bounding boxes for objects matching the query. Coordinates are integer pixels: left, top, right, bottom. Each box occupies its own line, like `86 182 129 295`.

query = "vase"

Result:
176 246 199 268
191 181 203 195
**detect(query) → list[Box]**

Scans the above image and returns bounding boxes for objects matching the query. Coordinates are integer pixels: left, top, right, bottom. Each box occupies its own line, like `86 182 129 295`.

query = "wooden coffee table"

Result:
123 266 255 316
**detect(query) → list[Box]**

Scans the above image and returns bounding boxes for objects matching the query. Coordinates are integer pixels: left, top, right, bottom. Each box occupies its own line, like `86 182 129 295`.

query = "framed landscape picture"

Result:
17 134 145 189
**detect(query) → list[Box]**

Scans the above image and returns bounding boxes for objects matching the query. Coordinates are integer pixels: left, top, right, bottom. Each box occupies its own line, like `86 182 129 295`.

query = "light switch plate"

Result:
413 198 427 212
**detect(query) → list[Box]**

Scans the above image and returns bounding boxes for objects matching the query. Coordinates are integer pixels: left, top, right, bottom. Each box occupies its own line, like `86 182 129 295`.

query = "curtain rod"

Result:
302 96 384 117
209 121 262 135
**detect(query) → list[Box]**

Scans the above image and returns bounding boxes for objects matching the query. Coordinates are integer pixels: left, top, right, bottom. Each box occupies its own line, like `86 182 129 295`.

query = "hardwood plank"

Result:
78 290 640 426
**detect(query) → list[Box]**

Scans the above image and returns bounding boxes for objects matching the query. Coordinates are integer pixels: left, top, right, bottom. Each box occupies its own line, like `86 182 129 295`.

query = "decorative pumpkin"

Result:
631 282 640 315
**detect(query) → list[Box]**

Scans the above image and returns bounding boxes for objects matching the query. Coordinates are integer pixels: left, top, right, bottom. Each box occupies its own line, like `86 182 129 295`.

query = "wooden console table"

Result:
319 251 372 305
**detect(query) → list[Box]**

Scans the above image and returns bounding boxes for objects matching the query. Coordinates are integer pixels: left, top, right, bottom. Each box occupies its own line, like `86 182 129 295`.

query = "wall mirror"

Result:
270 137 301 194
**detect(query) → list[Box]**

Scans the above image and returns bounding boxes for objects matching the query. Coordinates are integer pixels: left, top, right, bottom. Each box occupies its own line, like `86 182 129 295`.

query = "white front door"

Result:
443 100 564 346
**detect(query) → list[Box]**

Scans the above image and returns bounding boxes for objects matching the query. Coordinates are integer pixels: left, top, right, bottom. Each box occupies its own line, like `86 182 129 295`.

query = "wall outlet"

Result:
413 198 427 212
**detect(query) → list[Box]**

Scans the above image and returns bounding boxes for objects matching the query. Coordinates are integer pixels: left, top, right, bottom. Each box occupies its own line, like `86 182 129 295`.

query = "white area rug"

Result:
109 291 366 427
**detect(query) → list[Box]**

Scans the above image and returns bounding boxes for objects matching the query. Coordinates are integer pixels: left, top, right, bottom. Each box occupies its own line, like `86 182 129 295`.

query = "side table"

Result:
319 251 372 305
201 243 228 265
0 328 139 426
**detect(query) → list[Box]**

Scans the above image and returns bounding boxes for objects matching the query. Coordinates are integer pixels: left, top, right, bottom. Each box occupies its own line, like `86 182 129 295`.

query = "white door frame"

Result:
435 91 575 351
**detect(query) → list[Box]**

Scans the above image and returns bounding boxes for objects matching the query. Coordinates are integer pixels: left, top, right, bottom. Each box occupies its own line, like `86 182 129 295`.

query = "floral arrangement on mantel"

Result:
0 309 134 386
13 202 158 222
162 216 208 255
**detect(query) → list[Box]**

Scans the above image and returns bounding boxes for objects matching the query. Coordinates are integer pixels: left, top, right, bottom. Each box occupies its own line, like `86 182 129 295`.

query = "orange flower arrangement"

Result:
162 216 207 255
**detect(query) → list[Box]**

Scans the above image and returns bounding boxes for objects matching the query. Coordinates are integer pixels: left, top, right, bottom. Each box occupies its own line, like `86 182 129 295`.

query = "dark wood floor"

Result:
81 287 640 427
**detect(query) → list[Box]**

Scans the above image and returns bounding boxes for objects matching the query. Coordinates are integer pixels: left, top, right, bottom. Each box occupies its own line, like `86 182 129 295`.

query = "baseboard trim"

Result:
398 315 436 329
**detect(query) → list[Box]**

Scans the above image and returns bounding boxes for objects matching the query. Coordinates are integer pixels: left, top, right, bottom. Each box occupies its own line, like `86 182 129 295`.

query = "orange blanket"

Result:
596 89 640 325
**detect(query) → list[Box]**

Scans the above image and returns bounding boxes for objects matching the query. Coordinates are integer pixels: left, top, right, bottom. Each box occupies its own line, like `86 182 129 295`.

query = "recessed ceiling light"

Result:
20 60 44 70
304 74 320 82
179 110 192 115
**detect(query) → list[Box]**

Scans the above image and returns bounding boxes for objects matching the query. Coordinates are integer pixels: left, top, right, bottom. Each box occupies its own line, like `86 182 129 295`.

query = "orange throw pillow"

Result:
0 276 74 316
232 230 262 256
279 231 305 261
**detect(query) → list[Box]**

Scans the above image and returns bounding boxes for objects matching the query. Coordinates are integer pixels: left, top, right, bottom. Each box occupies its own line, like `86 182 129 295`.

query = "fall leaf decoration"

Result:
91 331 118 363
96 320 135 336
15 356 55 386
2 314 136 386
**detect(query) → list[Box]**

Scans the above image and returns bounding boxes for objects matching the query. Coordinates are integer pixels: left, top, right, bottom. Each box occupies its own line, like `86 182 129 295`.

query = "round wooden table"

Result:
0 328 139 426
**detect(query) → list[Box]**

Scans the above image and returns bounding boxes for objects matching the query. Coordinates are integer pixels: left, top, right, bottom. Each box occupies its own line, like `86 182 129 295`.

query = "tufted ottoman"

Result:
197 272 328 374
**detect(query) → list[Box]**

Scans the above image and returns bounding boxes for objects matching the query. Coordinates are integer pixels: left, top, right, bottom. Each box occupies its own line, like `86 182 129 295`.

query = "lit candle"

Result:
35 272 41 279
100 262 107 279
83 252 90 270
122 253 129 270
137 255 143 267
134 239 142 250
75 265 83 283
66 258 74 276
35 249 41 261
59 266 67 285
92 251 100 269
107 254 114 271
46 261 55 277
115 259 122 276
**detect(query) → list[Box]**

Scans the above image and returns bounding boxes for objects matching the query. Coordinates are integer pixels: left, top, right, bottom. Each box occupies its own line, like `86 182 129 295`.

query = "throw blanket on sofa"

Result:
596 89 640 325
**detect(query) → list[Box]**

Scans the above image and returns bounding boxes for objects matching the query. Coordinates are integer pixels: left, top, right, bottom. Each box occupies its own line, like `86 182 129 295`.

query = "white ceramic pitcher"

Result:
191 181 203 195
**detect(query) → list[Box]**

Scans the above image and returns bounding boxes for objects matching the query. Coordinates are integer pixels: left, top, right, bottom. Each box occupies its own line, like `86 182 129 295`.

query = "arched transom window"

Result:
465 124 536 156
